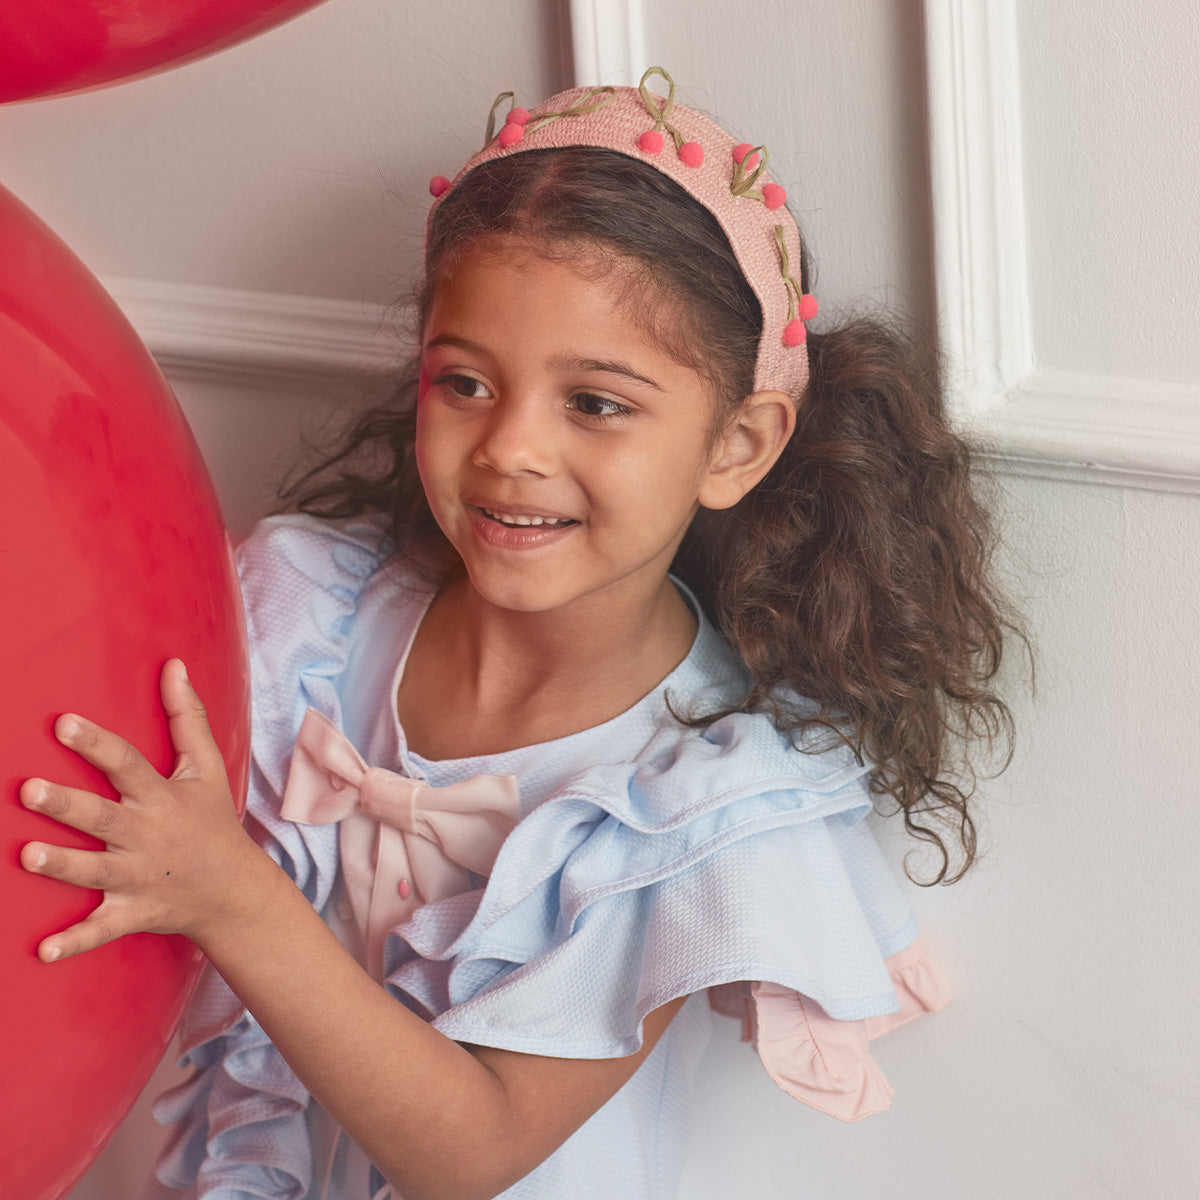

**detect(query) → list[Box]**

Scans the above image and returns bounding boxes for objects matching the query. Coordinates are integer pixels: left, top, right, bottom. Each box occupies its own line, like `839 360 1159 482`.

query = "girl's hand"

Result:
19 659 255 962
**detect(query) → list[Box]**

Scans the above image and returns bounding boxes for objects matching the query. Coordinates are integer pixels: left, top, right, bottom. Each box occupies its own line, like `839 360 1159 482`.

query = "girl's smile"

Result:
416 237 726 625
470 502 579 549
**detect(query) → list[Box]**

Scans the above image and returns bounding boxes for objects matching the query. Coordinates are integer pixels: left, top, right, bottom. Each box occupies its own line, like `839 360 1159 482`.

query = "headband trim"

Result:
427 68 817 398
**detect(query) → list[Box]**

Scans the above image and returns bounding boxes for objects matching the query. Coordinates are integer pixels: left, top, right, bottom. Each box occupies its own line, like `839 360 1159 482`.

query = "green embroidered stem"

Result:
775 224 803 321
484 92 516 145
526 86 617 134
638 66 687 153
483 86 616 150
639 66 676 126
731 144 770 199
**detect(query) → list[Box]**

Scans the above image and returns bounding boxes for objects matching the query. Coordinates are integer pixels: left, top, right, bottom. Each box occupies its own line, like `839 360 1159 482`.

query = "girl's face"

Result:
416 237 728 623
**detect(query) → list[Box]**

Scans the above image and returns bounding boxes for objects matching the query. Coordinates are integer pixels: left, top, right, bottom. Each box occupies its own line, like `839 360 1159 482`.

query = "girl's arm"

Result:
20 661 684 1200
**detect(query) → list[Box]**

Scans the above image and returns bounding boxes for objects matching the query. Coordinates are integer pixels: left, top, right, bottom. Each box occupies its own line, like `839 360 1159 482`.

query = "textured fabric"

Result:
428 71 813 402
150 512 946 1200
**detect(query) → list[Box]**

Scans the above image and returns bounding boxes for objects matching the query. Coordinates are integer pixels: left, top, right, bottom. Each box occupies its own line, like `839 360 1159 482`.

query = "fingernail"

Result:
33 848 46 869
44 944 62 962
58 716 80 742
179 660 188 681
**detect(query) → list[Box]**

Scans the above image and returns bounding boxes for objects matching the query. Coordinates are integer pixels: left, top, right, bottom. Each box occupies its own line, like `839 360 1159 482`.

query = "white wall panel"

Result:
1020 2 1200 385
927 0 1200 486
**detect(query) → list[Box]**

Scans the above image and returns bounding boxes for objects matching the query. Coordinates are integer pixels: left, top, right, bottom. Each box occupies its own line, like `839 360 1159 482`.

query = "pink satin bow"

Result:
281 707 522 979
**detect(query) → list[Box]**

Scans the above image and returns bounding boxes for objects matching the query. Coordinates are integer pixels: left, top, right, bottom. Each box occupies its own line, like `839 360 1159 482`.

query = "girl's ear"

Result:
698 390 796 511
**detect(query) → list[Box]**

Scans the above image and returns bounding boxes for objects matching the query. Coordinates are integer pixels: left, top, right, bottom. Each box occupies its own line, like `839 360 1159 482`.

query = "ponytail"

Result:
678 317 1018 883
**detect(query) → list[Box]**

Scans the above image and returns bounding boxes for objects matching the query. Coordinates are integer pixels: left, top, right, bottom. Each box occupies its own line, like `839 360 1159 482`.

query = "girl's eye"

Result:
569 393 631 422
434 373 490 400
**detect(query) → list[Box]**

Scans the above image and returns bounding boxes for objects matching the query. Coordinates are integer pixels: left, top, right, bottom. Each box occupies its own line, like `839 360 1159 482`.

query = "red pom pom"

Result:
798 293 819 321
429 175 450 198
762 182 787 210
732 142 759 169
498 123 525 148
783 318 808 347
638 129 664 154
506 107 530 126
678 141 704 168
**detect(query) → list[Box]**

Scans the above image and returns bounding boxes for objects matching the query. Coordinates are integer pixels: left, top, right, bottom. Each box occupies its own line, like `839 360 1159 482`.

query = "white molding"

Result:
968 371 1200 493
925 0 1031 415
925 0 1200 490
567 0 645 87
104 277 400 387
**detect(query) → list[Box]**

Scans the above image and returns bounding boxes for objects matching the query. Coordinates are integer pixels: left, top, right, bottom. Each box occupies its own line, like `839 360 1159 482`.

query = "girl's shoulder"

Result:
553 700 875 846
236 510 395 595
237 511 420 794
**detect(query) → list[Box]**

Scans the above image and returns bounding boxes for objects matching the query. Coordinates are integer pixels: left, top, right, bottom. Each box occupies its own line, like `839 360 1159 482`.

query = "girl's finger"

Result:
35 908 126 963
54 711 161 795
20 777 129 842
20 839 123 893
159 659 225 781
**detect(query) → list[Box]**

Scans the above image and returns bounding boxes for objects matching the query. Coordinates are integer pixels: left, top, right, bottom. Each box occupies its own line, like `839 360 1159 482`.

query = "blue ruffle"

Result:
385 711 917 1060
152 515 390 1199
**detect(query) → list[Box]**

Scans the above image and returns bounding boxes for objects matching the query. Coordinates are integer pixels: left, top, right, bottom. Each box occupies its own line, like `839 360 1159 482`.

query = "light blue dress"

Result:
147 513 943 1200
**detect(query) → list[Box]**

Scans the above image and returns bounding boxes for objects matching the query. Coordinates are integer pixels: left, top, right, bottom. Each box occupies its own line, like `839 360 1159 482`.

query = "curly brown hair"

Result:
285 147 1019 883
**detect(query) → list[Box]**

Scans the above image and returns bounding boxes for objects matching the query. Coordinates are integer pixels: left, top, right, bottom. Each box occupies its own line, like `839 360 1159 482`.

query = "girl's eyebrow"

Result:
423 333 482 354
423 336 664 392
549 355 664 391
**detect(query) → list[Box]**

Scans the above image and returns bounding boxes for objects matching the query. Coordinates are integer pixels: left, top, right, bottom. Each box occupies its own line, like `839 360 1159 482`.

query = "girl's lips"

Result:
469 505 579 549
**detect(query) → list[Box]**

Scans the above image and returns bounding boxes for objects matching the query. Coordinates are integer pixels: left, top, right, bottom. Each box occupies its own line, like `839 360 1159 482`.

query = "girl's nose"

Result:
472 397 556 477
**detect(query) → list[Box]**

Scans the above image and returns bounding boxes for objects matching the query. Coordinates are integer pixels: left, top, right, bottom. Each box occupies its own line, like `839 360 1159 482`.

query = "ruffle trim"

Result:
236 515 402 927
238 513 393 798
144 517 385 1196
392 709 876 980
389 772 922 1065
151 967 314 1197
147 516 403 1199
710 937 950 1122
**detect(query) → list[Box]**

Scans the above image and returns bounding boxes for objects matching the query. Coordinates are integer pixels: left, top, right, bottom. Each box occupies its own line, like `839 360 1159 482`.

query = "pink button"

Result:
397 879 411 900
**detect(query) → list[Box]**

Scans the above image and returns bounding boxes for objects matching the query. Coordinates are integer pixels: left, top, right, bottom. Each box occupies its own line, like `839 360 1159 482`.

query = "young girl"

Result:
21 69 1012 1200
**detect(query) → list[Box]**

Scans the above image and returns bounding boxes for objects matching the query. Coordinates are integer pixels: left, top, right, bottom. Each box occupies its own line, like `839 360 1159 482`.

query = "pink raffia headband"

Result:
427 67 817 401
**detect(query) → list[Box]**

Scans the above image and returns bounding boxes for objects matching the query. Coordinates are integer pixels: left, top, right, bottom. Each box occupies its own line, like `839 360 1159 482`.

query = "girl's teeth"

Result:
487 509 566 527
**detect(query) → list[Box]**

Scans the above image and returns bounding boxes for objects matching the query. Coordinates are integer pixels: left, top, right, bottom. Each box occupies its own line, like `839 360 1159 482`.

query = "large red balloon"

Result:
0 182 250 1199
0 0 330 103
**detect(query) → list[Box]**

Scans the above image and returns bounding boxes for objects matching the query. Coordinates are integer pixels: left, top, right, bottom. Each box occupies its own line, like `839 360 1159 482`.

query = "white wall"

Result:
1019 1 1200 384
2 1 1197 1197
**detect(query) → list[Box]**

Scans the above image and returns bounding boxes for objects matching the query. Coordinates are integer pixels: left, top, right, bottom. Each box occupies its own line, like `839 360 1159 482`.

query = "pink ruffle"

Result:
863 937 952 1040
708 937 950 1122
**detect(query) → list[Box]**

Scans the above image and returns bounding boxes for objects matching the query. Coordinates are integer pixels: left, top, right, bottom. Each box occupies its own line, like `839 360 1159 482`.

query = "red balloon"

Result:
0 0 330 103
0 181 249 1200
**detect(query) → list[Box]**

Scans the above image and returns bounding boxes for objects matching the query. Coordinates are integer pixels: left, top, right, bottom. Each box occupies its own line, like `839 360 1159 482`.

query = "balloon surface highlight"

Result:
0 0 329 103
0 181 250 1200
